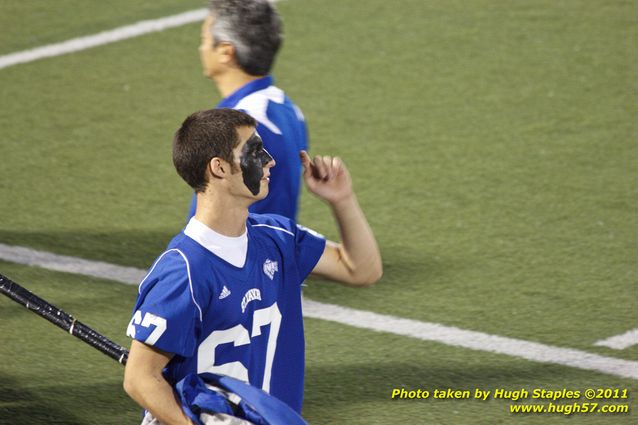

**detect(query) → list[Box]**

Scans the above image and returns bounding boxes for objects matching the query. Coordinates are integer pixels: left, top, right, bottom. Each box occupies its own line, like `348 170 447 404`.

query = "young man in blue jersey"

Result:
188 0 307 221
123 108 382 425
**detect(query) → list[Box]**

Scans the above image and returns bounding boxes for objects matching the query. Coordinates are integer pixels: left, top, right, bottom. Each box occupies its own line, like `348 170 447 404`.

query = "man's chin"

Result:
254 186 269 200
201 68 215 79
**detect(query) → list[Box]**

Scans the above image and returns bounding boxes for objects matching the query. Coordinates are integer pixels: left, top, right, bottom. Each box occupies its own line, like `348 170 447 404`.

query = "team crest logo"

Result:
263 259 278 280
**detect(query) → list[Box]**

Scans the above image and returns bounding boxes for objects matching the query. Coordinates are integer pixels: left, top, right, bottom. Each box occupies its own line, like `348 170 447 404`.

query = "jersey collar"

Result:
184 218 248 268
217 75 274 108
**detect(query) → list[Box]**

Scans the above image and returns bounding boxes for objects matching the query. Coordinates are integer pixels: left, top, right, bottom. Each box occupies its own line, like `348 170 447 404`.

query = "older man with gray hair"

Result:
189 0 308 221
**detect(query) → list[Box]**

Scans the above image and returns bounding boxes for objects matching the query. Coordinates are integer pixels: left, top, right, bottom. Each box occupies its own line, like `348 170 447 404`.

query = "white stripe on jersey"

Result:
234 86 286 135
138 248 203 322
250 223 294 237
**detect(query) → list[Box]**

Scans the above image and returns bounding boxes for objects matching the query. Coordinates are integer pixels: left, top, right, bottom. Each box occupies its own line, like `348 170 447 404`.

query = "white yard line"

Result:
0 8 208 70
303 301 638 380
0 243 146 284
595 329 638 350
1 242 637 380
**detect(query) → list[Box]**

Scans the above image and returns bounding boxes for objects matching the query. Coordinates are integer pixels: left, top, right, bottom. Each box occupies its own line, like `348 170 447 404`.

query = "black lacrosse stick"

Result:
0 272 129 365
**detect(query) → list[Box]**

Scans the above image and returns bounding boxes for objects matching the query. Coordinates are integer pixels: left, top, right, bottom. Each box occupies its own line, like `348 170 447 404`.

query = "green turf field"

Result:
1 0 636 423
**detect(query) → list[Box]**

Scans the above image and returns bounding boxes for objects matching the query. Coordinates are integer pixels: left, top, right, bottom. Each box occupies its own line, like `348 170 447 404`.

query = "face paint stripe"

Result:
239 133 272 196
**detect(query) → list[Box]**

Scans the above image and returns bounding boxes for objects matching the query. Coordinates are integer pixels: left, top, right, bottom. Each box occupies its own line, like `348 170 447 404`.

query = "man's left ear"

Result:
216 42 235 66
209 157 229 179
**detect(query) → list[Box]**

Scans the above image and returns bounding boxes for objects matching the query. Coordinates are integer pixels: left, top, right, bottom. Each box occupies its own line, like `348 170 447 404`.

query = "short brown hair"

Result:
172 108 256 192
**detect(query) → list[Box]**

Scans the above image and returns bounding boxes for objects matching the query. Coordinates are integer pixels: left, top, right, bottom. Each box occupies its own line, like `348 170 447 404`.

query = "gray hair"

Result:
208 0 283 76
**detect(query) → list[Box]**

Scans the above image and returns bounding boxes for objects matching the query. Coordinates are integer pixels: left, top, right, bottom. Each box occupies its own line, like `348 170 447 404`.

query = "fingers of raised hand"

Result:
313 155 330 181
301 151 346 183
331 156 343 175
299 151 313 178
299 150 311 166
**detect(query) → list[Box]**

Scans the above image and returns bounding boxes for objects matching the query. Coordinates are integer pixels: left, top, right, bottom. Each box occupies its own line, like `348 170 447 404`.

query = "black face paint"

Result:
240 133 273 195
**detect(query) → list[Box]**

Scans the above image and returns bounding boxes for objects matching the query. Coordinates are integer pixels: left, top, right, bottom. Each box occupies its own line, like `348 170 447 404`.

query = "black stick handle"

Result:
0 272 129 365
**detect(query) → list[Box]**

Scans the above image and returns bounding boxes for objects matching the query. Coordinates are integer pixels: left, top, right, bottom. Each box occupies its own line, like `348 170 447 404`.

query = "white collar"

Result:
184 218 248 267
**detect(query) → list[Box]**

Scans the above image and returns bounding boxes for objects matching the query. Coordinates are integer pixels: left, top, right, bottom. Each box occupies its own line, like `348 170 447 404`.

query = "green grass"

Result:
0 0 636 423
304 317 637 425
0 262 138 424
0 0 204 55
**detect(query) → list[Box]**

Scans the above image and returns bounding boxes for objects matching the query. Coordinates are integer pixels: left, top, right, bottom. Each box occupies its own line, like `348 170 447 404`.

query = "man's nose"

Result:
261 148 275 167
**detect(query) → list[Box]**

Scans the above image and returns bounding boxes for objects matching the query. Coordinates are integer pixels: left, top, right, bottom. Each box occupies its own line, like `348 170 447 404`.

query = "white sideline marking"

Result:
0 243 146 284
595 329 638 350
304 301 638 380
0 8 208 70
1 242 637 380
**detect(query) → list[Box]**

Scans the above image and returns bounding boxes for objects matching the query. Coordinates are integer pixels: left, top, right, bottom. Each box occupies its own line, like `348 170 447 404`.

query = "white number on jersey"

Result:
197 302 282 392
126 310 168 345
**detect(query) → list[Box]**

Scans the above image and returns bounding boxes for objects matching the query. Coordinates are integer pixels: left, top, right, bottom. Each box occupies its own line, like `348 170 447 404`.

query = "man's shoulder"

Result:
142 236 219 298
166 231 194 252
247 213 296 238
163 232 212 266
233 86 304 136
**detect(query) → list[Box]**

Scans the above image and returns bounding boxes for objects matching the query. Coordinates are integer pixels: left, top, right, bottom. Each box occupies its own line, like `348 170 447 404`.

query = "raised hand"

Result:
300 151 353 205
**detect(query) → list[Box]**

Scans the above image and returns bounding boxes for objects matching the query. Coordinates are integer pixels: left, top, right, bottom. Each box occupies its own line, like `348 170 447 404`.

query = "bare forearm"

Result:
123 341 193 425
125 373 192 425
330 194 382 285
300 150 382 285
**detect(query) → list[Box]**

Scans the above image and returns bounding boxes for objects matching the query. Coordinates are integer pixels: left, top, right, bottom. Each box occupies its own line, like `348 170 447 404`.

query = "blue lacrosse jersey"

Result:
188 75 308 221
126 214 325 413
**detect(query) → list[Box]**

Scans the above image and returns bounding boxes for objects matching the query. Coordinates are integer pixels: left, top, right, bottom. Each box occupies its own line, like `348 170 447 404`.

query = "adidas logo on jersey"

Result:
263 259 278 280
219 285 231 300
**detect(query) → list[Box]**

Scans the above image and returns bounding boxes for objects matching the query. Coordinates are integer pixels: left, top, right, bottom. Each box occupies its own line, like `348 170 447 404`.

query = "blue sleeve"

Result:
249 214 326 279
293 223 326 279
126 250 200 357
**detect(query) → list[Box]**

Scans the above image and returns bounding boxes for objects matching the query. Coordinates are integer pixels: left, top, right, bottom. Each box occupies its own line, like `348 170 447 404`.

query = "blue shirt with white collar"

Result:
126 214 325 413
188 76 308 220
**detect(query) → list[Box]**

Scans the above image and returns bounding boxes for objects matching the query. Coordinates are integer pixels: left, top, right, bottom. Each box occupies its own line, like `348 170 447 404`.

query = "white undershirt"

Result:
183 217 248 268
